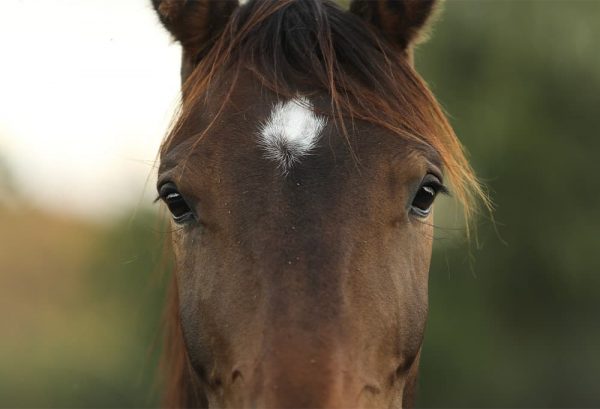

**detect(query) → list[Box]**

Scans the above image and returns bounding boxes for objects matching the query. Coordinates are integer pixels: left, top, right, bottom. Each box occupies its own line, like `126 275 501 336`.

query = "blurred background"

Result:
0 0 598 407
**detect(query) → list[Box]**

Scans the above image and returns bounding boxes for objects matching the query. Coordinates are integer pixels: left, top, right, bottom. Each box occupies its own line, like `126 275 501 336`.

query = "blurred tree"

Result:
0 209 168 408
79 210 170 407
416 1 600 407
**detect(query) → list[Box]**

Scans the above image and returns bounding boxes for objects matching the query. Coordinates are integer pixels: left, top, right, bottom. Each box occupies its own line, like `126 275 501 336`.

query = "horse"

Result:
151 0 485 407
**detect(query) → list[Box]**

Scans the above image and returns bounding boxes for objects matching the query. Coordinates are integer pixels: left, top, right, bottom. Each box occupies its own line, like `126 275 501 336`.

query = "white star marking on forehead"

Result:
258 97 327 174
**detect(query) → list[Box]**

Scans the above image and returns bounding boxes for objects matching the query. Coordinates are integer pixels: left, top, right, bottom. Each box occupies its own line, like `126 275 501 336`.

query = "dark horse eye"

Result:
158 182 195 224
411 176 447 217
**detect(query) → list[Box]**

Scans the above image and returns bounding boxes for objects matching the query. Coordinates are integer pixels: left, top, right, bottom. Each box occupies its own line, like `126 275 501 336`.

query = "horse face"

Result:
158 78 444 408
153 0 445 407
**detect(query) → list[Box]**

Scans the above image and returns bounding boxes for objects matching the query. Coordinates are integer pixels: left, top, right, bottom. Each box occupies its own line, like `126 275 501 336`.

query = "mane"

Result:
160 0 489 406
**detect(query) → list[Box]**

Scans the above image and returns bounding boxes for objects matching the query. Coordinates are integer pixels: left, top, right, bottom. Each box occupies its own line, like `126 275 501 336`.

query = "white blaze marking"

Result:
258 97 327 173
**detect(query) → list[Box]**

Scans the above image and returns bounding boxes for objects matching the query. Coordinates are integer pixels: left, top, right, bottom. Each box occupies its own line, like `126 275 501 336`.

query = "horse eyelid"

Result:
421 174 451 197
435 183 451 197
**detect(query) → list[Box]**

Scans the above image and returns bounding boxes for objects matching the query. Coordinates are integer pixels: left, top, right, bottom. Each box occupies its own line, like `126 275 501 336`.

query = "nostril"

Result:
395 354 417 378
363 383 381 395
389 361 411 387
231 369 243 384
213 377 223 388
396 361 409 377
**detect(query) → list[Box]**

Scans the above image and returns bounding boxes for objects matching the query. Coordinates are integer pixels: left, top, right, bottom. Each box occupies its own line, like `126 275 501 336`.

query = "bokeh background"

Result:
1 1 598 407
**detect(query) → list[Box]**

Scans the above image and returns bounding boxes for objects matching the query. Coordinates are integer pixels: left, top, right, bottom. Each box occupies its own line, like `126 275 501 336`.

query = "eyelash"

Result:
156 182 197 224
410 177 449 217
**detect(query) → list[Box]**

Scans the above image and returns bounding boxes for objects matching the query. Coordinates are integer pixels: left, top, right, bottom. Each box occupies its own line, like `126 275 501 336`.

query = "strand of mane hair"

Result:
161 0 490 230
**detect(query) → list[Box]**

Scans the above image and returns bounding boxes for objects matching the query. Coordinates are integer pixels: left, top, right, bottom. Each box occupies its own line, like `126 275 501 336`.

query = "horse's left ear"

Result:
349 0 441 62
152 0 238 81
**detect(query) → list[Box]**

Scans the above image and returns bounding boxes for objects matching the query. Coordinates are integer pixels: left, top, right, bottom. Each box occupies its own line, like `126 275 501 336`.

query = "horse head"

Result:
152 1 481 407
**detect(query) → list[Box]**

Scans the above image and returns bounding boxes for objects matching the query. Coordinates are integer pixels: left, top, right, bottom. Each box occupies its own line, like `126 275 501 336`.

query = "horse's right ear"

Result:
349 0 441 63
152 0 238 60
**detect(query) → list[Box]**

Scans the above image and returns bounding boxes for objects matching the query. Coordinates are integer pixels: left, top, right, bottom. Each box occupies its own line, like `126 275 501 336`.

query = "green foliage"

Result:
416 1 600 406
0 210 169 408
79 211 170 407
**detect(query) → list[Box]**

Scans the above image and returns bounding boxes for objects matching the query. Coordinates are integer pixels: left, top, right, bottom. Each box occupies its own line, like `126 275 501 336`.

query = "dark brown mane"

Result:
164 0 486 217
159 1 488 406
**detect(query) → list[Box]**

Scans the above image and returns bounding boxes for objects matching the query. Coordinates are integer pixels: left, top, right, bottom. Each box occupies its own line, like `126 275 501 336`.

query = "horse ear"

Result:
152 0 238 64
349 0 441 61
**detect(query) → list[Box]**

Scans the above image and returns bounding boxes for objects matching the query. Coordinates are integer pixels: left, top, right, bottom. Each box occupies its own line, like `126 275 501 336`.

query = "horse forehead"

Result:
257 96 327 173
160 74 428 182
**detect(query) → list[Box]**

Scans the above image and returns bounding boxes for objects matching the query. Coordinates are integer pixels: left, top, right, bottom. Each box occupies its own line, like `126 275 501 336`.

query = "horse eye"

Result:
158 182 195 224
411 177 446 217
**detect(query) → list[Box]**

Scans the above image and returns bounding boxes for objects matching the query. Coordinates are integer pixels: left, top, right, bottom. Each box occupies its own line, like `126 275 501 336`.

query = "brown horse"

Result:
151 0 484 407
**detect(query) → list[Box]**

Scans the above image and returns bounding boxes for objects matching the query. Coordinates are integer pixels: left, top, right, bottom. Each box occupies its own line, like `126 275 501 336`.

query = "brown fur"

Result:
152 0 238 55
151 1 487 407
349 0 441 49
